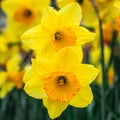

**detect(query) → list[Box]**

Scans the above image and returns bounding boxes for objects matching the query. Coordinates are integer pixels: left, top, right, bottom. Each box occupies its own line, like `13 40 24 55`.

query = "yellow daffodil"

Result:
24 47 99 119
2 0 50 40
95 0 119 22
21 3 96 52
56 0 119 25
0 72 14 98
0 54 24 98
6 54 24 89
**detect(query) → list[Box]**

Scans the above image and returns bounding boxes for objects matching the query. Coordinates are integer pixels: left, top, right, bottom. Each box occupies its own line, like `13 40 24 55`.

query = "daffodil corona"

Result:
24 47 99 119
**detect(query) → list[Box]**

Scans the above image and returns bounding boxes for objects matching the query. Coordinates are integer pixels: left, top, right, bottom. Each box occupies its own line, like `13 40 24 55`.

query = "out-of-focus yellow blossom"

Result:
90 45 111 66
0 34 8 52
91 21 112 51
95 65 114 86
95 65 102 85
24 47 99 119
0 32 19 65
114 15 120 37
0 54 24 98
2 0 50 40
22 3 95 53
114 0 120 8
0 43 20 65
0 72 14 98
95 0 119 22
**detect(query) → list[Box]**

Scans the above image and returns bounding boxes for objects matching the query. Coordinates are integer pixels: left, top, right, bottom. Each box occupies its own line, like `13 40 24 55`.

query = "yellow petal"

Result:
41 6 59 32
73 26 96 45
2 0 21 18
43 98 68 119
0 83 14 98
73 64 99 86
23 67 34 83
36 41 55 60
70 86 93 108
21 24 51 50
81 0 98 26
58 3 82 27
51 47 83 71
24 0 50 9
114 1 120 8
6 54 21 72
56 0 74 8
32 59 53 77
0 72 7 86
24 73 47 99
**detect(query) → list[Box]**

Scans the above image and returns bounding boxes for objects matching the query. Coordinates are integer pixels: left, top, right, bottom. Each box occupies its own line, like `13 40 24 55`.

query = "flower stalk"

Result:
90 0 107 120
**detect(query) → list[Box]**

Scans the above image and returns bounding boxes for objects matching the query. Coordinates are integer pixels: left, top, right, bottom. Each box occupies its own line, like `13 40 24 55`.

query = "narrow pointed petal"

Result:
73 64 99 86
73 26 96 45
36 41 55 60
41 7 59 32
59 3 82 27
70 86 93 107
21 24 51 50
43 98 68 119
24 73 47 99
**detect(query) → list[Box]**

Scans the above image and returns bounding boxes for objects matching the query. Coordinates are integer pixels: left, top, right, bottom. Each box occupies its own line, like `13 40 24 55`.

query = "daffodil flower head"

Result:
6 54 24 89
24 47 99 119
21 3 96 52
0 54 24 98
0 71 14 98
2 0 50 39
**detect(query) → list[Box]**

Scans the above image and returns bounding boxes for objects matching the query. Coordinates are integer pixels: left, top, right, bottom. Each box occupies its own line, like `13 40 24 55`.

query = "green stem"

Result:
90 1 107 120
99 19 106 120
106 30 117 72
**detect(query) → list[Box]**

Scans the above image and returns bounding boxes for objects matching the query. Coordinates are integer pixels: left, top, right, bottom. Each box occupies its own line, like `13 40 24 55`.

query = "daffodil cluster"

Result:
0 0 120 119
21 3 99 119
0 0 50 98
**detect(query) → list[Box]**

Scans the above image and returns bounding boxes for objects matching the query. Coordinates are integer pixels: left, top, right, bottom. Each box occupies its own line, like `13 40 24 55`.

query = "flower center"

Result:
24 9 32 18
53 27 76 51
55 32 63 40
44 72 80 102
13 6 35 25
77 0 84 4
58 76 66 86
